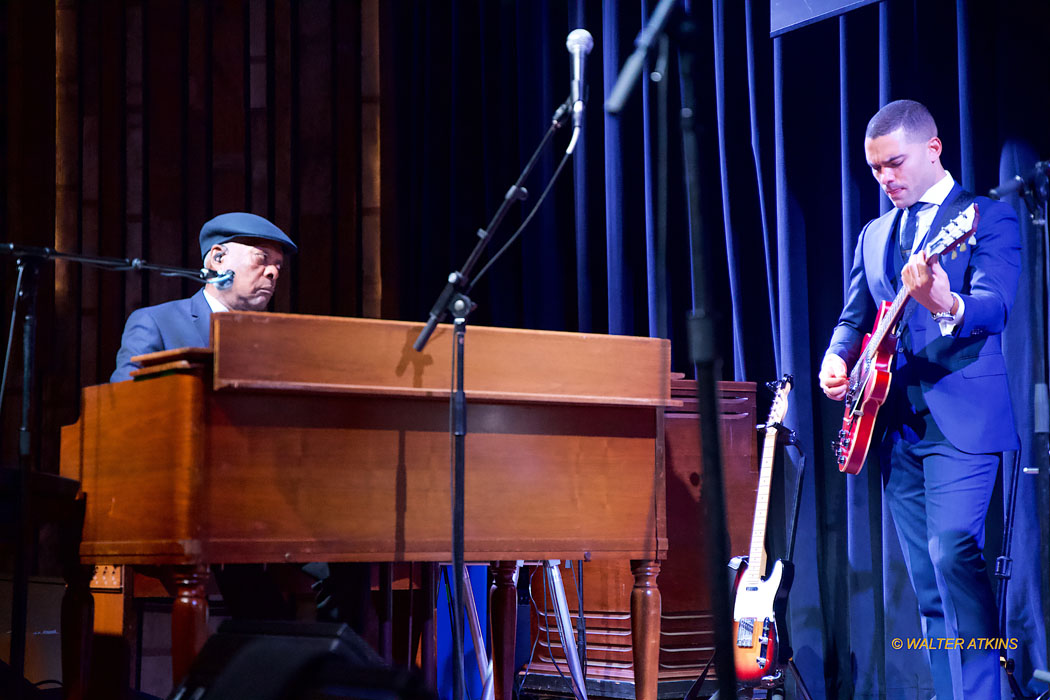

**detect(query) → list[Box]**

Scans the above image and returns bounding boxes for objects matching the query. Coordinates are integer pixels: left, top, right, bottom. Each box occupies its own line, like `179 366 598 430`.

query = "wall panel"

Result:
0 0 380 474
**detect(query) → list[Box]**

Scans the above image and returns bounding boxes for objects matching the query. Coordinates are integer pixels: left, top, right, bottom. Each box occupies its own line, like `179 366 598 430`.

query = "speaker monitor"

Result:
168 620 434 700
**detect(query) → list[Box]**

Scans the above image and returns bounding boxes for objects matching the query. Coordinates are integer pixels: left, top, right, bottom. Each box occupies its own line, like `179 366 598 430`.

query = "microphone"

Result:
566 28 594 153
989 160 1050 200
201 268 235 290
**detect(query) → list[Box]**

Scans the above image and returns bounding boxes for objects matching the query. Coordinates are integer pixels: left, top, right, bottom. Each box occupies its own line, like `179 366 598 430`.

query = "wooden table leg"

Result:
630 559 661 700
169 565 210 684
490 561 518 700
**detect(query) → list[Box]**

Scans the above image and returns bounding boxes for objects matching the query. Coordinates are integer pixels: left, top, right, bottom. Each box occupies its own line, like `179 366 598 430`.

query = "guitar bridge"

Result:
736 618 755 648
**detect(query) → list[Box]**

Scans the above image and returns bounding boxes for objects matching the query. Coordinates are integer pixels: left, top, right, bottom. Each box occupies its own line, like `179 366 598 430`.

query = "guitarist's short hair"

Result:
865 99 938 143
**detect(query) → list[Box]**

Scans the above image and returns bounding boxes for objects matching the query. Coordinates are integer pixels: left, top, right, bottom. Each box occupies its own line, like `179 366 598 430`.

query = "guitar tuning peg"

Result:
764 380 778 393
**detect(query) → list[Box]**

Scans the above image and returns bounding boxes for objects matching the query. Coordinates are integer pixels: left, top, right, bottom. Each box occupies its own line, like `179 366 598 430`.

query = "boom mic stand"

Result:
606 1 739 698
0 243 234 699
990 165 1050 696
412 98 572 700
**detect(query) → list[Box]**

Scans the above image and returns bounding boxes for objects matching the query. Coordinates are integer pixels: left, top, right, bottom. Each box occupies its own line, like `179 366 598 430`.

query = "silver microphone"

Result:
566 29 594 132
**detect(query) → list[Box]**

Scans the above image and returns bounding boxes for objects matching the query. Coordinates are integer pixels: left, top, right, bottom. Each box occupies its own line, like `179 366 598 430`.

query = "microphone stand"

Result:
413 98 571 700
606 2 739 699
0 243 229 698
992 170 1050 692
0 243 234 285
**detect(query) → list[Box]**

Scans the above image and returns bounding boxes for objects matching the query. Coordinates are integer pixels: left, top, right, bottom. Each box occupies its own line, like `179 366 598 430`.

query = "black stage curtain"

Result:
2 1 1047 697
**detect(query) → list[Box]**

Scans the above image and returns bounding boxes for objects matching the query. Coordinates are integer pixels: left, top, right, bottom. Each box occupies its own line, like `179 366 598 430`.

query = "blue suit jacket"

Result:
111 289 212 382
827 184 1021 454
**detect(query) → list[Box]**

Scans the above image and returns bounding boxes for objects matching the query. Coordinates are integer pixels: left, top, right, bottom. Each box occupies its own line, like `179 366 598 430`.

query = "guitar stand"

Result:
695 655 813 700
685 384 816 700
767 659 814 700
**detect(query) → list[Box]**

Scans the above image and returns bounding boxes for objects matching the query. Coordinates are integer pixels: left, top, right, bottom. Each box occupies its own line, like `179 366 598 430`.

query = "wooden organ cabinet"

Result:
60 313 676 700
524 380 759 698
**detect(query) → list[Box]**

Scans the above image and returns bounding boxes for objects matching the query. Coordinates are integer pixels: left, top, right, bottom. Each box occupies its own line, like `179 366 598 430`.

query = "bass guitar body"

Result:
729 555 795 686
836 300 895 475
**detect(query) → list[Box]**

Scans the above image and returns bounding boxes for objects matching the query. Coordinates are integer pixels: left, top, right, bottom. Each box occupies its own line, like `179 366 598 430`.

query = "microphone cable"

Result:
468 145 573 293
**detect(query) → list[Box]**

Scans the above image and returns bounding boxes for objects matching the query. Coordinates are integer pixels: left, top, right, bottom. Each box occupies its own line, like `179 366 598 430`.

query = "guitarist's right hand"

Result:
819 353 849 401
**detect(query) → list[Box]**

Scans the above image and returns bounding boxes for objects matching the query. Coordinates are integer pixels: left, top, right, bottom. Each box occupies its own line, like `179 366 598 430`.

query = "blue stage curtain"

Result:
385 1 1049 698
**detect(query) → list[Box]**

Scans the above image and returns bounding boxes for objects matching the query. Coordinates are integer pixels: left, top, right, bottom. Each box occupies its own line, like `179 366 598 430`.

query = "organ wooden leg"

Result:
169 564 210 685
630 559 661 700
490 561 518 700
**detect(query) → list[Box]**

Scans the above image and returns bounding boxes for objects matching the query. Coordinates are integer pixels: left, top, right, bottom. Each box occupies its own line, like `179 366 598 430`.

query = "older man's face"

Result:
208 238 285 311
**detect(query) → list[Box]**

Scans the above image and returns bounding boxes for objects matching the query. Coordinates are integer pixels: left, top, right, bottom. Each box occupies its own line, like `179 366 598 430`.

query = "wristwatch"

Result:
931 292 962 324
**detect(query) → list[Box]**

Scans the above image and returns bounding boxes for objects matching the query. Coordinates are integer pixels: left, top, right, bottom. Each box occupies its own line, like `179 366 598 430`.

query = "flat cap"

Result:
198 212 297 260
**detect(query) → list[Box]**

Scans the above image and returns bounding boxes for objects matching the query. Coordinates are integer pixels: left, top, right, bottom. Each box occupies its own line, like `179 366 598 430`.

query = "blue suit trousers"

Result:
882 435 1002 699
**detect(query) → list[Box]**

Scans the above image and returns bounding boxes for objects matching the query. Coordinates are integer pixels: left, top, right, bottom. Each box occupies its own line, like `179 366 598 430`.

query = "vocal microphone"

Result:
201 268 235 290
566 28 594 154
989 160 1050 200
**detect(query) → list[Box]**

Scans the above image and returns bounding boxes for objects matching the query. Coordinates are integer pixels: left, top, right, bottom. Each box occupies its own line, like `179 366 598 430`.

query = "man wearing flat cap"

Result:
110 213 370 625
110 212 307 621
111 212 297 382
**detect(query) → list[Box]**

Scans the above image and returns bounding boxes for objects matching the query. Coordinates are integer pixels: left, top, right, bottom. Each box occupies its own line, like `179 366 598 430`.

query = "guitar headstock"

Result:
764 374 793 426
925 202 980 259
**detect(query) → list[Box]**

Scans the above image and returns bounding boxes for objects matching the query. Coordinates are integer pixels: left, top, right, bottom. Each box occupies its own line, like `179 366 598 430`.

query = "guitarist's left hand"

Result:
902 251 958 317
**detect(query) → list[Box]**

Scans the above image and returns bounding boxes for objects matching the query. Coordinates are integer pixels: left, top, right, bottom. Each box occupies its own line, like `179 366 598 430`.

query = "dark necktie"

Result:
900 202 929 259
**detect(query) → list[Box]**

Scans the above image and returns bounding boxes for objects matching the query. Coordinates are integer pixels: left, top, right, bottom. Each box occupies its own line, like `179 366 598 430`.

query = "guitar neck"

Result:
744 427 779 583
857 201 979 374
859 226 959 371
858 282 912 372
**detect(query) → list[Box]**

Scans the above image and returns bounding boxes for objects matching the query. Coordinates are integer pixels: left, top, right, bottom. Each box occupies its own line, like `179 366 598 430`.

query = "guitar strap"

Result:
916 189 975 254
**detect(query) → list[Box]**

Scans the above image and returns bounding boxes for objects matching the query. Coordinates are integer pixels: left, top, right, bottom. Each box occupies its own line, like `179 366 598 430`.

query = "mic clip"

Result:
552 97 573 128
201 268 235 290
989 160 1050 224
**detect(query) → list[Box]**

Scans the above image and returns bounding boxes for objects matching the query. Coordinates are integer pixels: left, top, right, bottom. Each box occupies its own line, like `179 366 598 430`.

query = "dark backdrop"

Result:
2 1 1048 698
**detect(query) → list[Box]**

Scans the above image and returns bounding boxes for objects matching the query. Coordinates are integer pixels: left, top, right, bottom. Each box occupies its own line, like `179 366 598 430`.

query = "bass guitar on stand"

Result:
728 375 795 689
688 375 813 700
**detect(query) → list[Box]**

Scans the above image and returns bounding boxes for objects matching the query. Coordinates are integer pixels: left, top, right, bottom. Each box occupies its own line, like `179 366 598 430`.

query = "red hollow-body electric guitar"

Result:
833 203 979 474
729 375 794 686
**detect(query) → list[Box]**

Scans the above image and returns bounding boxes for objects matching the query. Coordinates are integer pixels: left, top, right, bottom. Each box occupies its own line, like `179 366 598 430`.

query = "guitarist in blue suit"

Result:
819 100 1021 698
111 212 296 382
